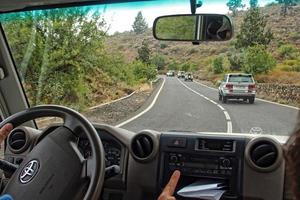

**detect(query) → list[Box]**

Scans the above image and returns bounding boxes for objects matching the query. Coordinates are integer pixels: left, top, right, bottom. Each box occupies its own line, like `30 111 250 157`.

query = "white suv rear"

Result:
218 73 256 104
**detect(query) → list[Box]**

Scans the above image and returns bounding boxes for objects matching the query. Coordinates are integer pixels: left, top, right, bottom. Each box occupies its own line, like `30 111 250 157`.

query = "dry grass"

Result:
255 70 300 85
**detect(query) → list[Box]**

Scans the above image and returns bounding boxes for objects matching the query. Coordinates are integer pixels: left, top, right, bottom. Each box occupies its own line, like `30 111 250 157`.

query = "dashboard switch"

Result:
168 138 187 148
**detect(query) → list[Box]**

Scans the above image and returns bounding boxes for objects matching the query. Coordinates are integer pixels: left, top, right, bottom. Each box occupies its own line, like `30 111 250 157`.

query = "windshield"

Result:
0 0 299 136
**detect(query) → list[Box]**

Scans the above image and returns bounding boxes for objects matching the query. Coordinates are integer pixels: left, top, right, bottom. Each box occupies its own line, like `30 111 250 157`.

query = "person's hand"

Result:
0 124 13 143
158 170 181 200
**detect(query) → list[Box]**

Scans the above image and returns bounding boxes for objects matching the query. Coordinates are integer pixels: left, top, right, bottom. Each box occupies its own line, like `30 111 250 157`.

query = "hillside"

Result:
105 4 300 85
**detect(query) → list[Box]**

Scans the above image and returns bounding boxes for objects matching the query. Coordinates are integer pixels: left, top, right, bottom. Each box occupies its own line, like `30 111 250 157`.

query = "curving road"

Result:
121 76 299 136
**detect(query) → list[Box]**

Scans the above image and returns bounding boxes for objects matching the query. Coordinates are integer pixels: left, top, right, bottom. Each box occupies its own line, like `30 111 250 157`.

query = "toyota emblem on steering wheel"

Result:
19 160 40 184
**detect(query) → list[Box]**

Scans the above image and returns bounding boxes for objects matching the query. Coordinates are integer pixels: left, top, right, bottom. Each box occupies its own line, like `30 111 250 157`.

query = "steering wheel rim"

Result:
0 105 105 200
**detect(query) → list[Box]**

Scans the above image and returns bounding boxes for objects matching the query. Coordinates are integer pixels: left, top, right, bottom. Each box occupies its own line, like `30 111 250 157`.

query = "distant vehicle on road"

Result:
177 71 185 78
184 72 193 81
218 73 256 104
166 70 175 77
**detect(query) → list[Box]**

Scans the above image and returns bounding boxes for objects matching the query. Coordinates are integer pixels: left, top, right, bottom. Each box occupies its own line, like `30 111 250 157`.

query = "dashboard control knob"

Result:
170 155 178 163
222 159 231 168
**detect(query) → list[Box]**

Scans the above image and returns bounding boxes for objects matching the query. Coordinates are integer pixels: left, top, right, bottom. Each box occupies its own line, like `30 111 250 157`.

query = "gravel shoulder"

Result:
84 78 163 125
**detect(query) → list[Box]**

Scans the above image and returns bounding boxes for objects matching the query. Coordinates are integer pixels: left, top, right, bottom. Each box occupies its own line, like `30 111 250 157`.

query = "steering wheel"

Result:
0 105 105 200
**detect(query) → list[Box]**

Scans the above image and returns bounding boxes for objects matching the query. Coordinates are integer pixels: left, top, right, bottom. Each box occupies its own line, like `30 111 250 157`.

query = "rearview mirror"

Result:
153 14 233 42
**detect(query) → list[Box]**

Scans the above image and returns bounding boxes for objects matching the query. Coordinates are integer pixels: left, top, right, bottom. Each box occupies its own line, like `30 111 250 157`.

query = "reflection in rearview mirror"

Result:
154 15 197 41
153 14 233 42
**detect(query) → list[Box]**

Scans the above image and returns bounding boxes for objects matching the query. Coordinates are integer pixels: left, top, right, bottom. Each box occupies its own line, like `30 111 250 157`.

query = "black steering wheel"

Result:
0 105 105 200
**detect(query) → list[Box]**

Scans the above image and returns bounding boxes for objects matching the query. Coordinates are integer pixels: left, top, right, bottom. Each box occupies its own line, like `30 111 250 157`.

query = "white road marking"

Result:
115 78 166 128
223 111 231 121
210 100 218 105
217 104 225 111
227 121 233 133
194 80 299 110
178 79 233 133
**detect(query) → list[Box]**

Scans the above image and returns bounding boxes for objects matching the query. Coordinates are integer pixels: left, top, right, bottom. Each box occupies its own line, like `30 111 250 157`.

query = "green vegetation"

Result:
155 16 196 40
1 8 156 110
212 57 224 74
227 51 244 71
132 11 148 34
132 61 157 81
243 45 276 74
137 40 151 64
250 0 258 8
160 43 167 49
180 62 197 72
235 8 273 49
151 54 166 70
168 60 180 71
275 0 298 16
226 0 244 16
278 44 298 59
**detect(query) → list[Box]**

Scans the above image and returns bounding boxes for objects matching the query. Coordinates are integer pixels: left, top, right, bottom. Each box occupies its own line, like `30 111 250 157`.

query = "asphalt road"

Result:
121 76 299 136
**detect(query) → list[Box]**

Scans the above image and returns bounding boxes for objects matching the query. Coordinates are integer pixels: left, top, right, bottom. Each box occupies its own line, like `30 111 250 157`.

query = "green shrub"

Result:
227 52 244 71
180 62 197 72
289 32 300 40
188 48 198 55
243 45 276 74
280 64 300 72
168 60 180 71
151 54 166 70
283 59 298 66
278 44 298 59
160 43 167 49
132 61 157 82
212 57 224 74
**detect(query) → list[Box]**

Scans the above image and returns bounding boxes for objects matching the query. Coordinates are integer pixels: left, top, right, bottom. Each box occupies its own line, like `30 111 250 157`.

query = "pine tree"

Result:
132 11 148 34
276 0 297 16
235 8 273 49
137 40 151 64
226 0 245 16
250 0 258 8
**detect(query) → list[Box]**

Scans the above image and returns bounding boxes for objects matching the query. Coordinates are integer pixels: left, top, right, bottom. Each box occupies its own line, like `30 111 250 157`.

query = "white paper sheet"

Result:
178 189 225 200
177 180 226 200
178 181 225 193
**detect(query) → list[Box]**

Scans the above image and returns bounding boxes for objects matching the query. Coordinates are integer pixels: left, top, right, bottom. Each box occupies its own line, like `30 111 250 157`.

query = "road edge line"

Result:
115 78 166 128
178 78 233 133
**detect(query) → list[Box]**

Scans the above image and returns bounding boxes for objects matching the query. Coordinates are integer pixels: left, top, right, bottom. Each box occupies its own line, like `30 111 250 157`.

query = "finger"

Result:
167 197 176 200
1 123 13 135
0 124 13 139
163 170 181 195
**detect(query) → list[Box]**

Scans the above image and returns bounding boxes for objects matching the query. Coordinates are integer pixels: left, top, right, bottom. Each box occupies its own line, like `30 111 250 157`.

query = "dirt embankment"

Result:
83 79 162 125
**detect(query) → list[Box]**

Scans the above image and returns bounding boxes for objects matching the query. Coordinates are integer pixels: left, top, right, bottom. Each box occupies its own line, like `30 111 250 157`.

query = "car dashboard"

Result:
3 124 290 200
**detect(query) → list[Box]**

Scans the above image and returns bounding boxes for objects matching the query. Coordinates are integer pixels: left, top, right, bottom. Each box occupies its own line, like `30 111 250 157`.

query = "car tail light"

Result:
225 84 233 92
248 84 256 92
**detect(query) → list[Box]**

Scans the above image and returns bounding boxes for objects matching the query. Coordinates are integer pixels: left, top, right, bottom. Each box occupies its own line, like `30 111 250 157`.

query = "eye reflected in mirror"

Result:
205 15 232 41
153 14 233 42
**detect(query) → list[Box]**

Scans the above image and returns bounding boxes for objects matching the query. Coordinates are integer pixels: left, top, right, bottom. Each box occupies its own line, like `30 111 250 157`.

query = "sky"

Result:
95 0 275 34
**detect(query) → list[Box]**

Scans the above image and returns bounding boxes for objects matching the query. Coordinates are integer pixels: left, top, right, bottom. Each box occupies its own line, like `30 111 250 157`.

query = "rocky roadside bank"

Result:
84 78 162 125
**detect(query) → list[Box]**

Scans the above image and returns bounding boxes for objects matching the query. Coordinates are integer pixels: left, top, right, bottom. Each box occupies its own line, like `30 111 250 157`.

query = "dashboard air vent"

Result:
250 141 278 168
8 129 27 153
131 134 154 160
246 137 282 172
